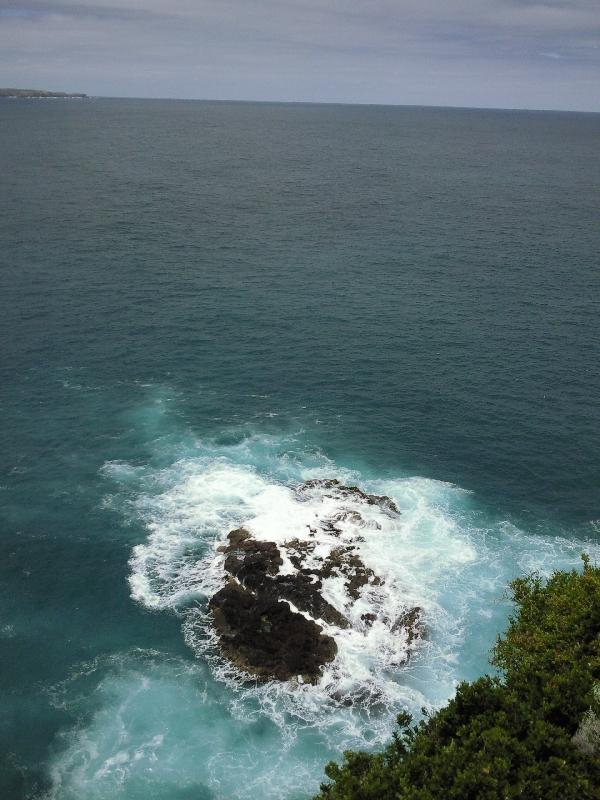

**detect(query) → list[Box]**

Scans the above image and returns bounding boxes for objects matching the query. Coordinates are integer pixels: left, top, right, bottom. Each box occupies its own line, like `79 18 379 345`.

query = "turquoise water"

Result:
1 99 599 799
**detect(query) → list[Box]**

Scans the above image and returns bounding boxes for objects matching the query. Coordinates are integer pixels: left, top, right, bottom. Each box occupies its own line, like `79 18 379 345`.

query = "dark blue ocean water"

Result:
1 99 599 800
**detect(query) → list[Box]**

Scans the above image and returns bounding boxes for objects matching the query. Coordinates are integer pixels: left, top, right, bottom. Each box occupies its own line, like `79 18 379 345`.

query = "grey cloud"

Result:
0 0 598 109
0 1 169 21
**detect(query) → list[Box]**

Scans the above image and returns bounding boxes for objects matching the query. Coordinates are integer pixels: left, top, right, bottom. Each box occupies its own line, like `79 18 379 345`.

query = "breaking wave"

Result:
100 430 598 734
41 427 599 800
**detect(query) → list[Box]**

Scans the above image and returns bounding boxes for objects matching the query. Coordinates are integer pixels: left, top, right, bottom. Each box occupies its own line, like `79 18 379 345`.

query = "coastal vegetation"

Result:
314 557 600 799
0 88 87 98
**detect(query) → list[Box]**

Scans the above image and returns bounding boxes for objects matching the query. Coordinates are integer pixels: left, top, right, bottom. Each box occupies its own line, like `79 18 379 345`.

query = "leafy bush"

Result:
314 557 600 800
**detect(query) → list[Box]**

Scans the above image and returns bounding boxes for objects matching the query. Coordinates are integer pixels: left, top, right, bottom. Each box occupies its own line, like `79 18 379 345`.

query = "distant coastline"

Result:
0 88 87 98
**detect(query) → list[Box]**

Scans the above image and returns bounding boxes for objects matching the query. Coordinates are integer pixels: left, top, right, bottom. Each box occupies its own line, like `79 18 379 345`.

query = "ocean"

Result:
1 98 599 800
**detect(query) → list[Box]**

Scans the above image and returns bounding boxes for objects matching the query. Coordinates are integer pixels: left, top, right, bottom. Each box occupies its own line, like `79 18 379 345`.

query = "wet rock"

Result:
300 478 341 492
321 519 342 536
298 479 400 515
331 510 381 531
220 527 283 588
274 572 350 629
320 545 382 600
210 528 347 680
284 538 317 570
332 509 365 525
330 683 386 708
209 581 337 682
342 486 399 515
392 607 424 645
206 478 421 684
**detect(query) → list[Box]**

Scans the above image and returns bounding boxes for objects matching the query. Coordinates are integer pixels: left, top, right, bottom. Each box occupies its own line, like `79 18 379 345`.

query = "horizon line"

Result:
2 89 598 115
43 94 600 114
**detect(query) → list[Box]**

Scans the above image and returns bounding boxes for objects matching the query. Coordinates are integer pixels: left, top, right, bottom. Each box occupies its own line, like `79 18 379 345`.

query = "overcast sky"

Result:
1 0 599 110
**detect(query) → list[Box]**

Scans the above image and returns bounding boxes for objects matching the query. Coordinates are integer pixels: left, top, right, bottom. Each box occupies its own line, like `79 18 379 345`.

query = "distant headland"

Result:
0 88 87 98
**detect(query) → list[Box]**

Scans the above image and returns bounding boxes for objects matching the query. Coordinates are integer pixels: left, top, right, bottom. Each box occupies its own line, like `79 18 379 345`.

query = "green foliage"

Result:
314 557 600 800
492 555 600 729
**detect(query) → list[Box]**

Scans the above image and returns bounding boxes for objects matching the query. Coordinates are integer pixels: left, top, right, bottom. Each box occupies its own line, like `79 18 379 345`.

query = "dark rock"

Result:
332 509 365 525
298 478 399 515
221 527 283 589
341 485 399 515
321 519 342 536
274 573 350 629
206 479 414 684
226 527 251 548
330 683 386 708
209 581 337 682
331 510 380 530
222 532 350 628
300 478 341 491
284 538 316 570
319 545 382 600
392 607 424 645
209 528 348 680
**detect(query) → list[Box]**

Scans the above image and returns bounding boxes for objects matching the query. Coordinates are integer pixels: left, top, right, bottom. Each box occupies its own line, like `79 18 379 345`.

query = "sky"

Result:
1 0 599 110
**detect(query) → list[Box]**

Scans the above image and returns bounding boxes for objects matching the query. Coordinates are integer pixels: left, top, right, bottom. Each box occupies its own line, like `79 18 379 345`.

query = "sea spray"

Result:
106 432 599 720
38 431 600 800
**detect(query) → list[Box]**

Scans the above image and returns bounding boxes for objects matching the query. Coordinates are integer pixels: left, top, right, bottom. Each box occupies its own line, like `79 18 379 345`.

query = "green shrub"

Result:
492 554 600 729
314 557 600 800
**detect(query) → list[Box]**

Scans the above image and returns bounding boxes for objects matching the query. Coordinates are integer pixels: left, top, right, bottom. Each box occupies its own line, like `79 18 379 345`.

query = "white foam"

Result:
101 432 600 750
44 651 389 800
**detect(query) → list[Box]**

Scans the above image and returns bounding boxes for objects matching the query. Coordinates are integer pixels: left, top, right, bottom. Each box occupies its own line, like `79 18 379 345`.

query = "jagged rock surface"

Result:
298 478 400 515
208 480 423 683
209 581 336 682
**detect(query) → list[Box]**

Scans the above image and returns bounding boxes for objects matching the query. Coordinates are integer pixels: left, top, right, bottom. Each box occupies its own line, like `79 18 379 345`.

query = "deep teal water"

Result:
1 99 599 799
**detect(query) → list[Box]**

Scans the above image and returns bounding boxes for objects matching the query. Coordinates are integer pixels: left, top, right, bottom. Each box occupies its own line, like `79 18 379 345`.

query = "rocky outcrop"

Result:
298 478 400 515
211 528 340 682
319 545 382 599
392 607 425 645
209 581 336 682
208 480 423 684
221 527 283 586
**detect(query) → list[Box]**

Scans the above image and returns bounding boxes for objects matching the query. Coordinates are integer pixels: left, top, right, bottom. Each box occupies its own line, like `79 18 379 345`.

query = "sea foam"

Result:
102 432 598 723
44 431 598 800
